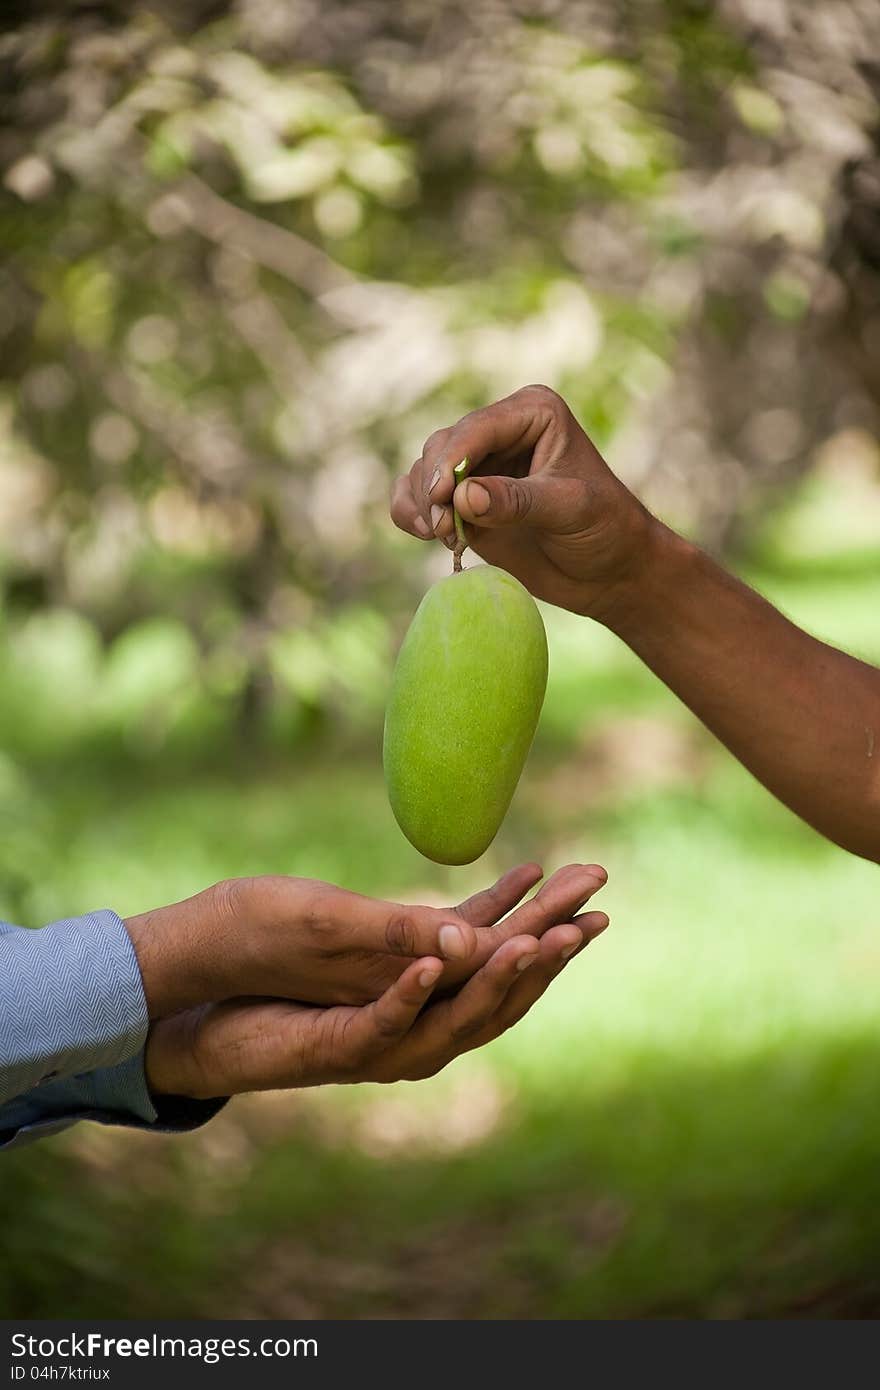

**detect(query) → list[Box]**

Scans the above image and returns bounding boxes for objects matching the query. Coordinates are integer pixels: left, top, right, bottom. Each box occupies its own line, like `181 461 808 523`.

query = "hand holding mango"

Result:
386 382 654 863
386 384 656 860
127 864 608 1015
390 383 655 623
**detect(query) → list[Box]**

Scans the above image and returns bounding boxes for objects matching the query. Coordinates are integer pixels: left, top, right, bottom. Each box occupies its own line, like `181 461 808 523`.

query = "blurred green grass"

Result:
1 553 879 1318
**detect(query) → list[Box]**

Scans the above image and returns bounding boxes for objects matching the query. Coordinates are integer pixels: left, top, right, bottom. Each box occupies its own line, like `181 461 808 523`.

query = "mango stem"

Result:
452 457 472 573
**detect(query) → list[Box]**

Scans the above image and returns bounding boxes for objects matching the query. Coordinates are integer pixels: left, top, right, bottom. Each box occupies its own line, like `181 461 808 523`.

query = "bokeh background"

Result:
2 0 880 1318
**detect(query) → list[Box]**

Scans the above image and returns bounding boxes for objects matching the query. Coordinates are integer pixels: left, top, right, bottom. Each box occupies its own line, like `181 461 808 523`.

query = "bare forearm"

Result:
603 524 880 862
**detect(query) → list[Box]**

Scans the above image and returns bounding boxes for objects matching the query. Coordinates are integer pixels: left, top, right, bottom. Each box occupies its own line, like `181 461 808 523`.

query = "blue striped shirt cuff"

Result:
0 909 147 1105
0 910 226 1147
0 1055 226 1150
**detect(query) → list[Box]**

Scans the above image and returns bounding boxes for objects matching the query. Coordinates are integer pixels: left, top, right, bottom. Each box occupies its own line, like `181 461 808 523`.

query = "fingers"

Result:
476 908 609 1040
174 909 610 1096
571 909 610 943
390 473 432 540
392 387 561 542
494 907 610 1037
442 862 607 987
490 862 607 944
454 861 544 928
419 391 553 507
338 935 542 1085
381 911 608 1083
409 933 543 1064
342 956 443 1060
238 911 606 1093
433 862 606 991
488 922 587 1035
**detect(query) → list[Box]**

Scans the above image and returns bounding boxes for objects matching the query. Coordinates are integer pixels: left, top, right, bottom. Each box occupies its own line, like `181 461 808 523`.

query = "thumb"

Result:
453 473 585 532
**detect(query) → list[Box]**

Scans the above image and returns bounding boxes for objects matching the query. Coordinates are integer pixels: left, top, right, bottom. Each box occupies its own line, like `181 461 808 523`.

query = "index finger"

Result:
441 862 607 986
415 390 552 514
498 863 607 940
454 861 544 928
390 473 434 540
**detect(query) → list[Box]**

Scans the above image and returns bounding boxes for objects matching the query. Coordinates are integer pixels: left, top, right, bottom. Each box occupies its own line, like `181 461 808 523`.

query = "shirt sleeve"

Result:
0 910 148 1105
0 911 225 1148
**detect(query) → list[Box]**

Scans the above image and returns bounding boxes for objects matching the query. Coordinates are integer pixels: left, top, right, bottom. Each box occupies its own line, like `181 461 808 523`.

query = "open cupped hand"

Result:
145 910 607 1099
125 861 608 1019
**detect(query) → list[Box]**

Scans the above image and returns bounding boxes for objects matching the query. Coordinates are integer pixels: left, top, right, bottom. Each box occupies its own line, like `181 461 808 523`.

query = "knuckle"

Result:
338 1017 371 1071
422 428 448 456
300 1026 330 1081
384 912 418 956
297 885 334 945
449 1014 483 1045
372 1005 407 1043
391 509 417 537
389 476 409 517
454 882 501 924
572 476 596 513
520 382 561 408
280 878 335 944
508 480 532 521
370 1024 397 1050
478 882 501 911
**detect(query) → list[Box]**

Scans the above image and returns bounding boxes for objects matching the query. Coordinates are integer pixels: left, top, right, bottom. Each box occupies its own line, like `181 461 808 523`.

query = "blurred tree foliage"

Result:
0 0 878 748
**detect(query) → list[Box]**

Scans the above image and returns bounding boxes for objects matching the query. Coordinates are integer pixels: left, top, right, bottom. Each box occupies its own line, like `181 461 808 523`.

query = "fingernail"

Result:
438 923 467 959
561 941 581 961
428 467 442 494
516 951 538 972
430 504 445 532
419 965 442 988
463 480 491 516
413 515 432 538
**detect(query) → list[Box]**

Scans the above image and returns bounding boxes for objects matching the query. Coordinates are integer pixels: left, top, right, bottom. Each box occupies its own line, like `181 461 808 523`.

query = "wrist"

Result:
124 891 231 1020
573 504 677 628
588 518 699 639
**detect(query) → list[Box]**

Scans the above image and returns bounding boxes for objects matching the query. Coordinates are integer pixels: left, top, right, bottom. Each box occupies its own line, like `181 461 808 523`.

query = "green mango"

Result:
384 563 548 864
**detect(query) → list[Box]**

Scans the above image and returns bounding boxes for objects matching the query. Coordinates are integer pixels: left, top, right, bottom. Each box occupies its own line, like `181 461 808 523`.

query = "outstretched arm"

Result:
602 522 880 863
392 385 880 863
